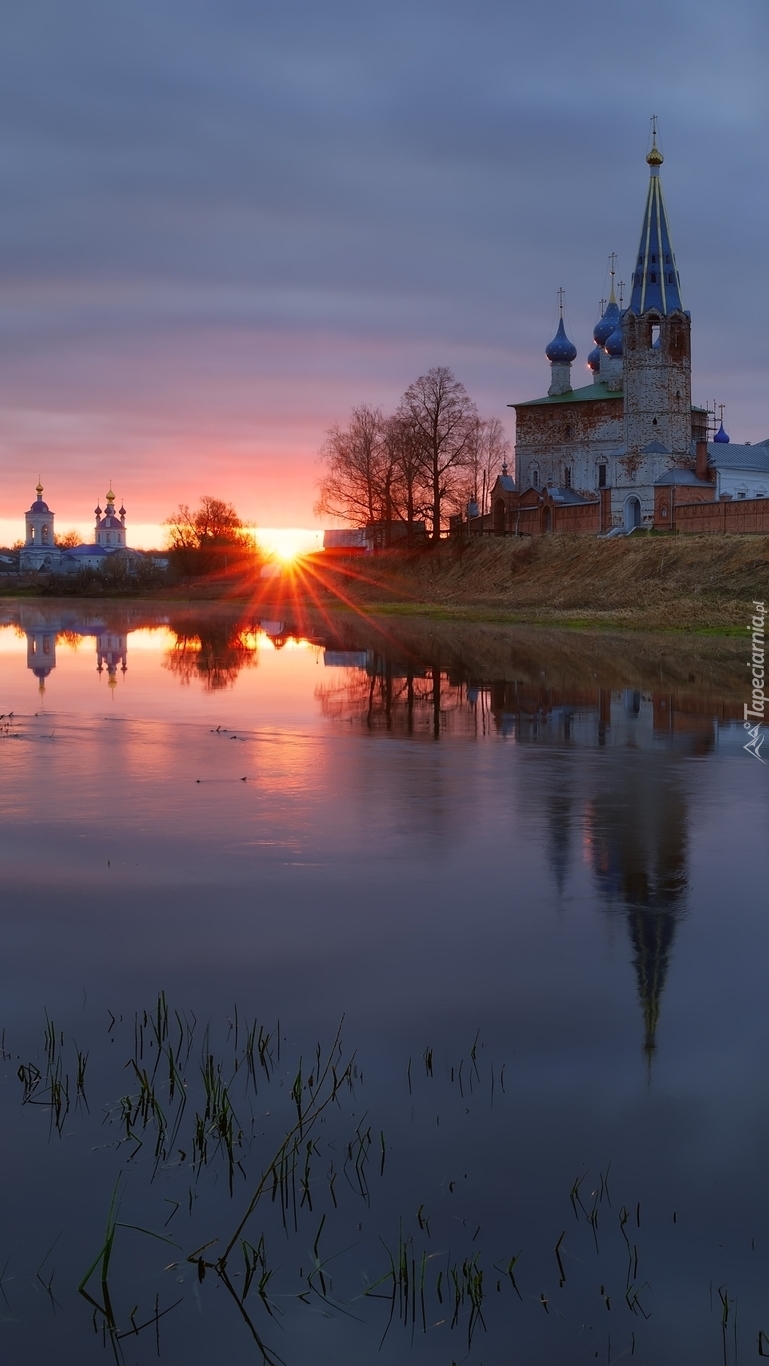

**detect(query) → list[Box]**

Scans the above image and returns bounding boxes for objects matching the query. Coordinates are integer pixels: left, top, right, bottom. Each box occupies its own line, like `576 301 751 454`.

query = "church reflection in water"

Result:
24 615 128 696
7 603 746 1059
317 647 743 1062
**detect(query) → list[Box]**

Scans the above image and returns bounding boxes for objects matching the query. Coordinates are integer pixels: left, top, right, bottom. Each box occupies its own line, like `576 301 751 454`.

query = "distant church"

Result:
19 483 136 574
490 126 769 535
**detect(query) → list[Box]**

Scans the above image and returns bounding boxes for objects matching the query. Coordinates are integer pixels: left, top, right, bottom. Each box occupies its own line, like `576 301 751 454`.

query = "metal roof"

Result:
62 544 110 558
628 139 684 316
654 469 712 487
545 486 596 505
513 381 623 409
703 442 769 472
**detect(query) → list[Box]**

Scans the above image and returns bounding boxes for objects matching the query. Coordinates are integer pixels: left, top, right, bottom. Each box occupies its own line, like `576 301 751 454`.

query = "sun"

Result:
254 528 323 563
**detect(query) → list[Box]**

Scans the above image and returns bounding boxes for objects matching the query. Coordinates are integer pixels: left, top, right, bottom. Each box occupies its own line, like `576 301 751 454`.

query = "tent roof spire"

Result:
629 118 684 316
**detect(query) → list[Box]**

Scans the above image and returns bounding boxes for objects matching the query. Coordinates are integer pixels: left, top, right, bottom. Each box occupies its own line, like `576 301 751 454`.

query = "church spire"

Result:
628 118 684 316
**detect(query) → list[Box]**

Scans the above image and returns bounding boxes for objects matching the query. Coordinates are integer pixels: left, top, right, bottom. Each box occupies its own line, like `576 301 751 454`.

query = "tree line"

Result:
164 496 258 576
315 366 510 544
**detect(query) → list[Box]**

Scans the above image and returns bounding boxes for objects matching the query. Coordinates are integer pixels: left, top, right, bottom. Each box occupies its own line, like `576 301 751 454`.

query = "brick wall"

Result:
673 498 769 534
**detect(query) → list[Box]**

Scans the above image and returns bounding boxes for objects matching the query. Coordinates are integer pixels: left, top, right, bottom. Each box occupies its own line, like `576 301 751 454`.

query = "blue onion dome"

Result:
587 343 603 373
714 420 730 443
593 299 620 347
545 316 577 364
605 323 623 357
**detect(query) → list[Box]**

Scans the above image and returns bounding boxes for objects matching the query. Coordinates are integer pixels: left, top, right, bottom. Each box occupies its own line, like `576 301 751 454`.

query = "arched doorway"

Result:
624 496 641 532
493 499 506 535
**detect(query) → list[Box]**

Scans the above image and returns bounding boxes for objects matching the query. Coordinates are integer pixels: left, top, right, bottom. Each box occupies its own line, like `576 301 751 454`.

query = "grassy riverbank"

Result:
4 533 768 631
302 533 769 631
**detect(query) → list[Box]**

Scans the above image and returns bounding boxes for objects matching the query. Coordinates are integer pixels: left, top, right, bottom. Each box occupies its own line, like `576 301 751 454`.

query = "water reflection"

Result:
0 601 750 1061
24 614 129 695
0 599 766 1364
318 653 704 1056
163 620 259 691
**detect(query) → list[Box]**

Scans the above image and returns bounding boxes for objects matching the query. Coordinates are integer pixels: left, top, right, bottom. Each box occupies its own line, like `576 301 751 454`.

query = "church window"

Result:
106 533 112 545
651 324 660 346
598 465 607 488
652 417 658 426
42 525 49 544
668 273 674 284
650 272 657 283
564 423 573 439
531 468 539 488
651 255 656 264
564 467 572 488
665 254 670 264
29 528 35 543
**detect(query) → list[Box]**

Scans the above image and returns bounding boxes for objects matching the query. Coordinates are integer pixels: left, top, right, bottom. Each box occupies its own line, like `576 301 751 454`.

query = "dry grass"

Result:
311 534 769 630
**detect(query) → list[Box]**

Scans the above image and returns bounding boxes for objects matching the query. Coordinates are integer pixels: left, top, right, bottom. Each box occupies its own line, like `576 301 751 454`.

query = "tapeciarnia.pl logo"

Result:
744 600 766 762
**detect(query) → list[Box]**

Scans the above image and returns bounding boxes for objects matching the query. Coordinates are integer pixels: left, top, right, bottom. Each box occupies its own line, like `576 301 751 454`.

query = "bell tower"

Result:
20 482 58 571
622 124 692 463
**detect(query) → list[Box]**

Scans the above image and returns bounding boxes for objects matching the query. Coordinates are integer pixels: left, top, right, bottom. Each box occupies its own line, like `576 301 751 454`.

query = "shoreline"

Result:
1 530 767 635
0 585 750 634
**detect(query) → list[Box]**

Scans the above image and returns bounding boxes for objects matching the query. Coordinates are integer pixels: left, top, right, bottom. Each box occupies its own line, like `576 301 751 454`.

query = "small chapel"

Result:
488 124 769 536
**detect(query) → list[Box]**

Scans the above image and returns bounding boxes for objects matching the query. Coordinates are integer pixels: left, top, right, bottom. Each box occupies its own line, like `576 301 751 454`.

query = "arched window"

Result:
563 467 572 489
650 272 657 284
531 467 539 488
41 525 49 544
597 465 607 489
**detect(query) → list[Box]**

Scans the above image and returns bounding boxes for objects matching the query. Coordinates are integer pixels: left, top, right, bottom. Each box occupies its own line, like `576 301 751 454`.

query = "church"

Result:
18 483 139 574
489 127 769 535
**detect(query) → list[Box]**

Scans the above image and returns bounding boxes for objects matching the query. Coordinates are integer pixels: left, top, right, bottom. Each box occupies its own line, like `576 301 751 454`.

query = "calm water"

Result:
0 599 766 1365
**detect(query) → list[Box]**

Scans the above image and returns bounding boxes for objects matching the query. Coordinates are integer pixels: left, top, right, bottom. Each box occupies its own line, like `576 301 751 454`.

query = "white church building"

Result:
19 483 137 574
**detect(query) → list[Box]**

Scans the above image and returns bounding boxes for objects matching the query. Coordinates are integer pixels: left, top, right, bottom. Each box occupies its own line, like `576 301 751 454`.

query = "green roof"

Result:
510 381 623 409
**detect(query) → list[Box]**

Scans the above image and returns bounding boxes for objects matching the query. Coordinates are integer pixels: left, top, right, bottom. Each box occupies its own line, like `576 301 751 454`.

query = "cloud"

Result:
0 0 767 528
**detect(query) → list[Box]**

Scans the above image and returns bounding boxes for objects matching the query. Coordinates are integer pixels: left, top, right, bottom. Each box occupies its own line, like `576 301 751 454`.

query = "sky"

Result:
1 0 768 544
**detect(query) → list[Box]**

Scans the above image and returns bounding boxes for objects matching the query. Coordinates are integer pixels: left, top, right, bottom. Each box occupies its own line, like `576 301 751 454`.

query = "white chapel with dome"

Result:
19 483 136 574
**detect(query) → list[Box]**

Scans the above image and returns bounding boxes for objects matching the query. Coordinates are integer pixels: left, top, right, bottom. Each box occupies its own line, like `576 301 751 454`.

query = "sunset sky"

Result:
2 0 768 545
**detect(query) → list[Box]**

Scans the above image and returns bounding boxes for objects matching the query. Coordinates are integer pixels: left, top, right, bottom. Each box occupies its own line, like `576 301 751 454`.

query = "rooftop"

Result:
654 469 712 487
702 442 769 473
513 381 623 409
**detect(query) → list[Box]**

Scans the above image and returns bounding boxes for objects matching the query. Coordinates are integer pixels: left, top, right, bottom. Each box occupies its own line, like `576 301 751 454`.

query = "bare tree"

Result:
461 417 512 517
397 367 478 541
380 414 423 545
315 404 385 527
